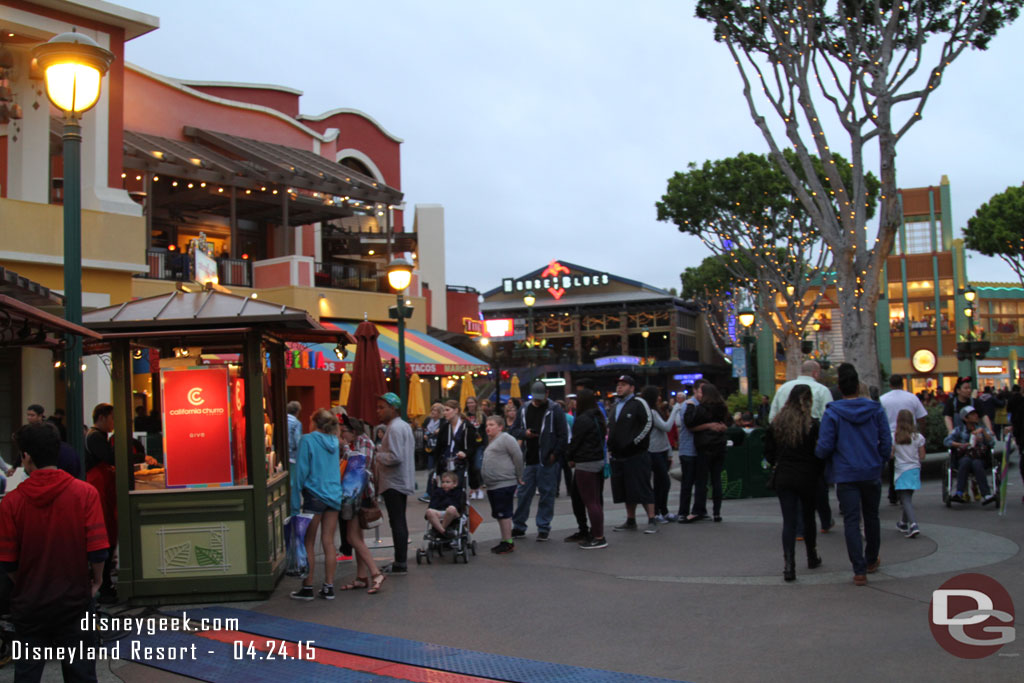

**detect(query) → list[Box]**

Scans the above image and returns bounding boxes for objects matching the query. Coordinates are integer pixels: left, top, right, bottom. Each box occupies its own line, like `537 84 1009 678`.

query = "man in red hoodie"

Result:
0 422 109 681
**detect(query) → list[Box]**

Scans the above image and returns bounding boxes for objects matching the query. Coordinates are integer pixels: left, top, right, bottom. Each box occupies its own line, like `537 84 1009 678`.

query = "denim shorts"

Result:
302 488 338 514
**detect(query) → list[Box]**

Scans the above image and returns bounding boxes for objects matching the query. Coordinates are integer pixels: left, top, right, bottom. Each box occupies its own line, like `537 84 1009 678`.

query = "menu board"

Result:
160 368 233 487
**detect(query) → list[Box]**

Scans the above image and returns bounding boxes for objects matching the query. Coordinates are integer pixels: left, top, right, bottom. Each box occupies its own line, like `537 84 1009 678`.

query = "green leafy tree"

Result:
660 150 878 378
694 0 1022 388
963 184 1024 287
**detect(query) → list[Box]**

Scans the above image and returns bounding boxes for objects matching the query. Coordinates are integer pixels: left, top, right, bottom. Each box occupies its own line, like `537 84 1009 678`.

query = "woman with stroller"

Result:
764 385 823 582
431 399 481 490
290 409 343 600
337 415 385 594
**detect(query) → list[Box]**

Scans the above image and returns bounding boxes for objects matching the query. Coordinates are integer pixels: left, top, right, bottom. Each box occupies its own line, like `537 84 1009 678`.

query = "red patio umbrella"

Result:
346 320 388 425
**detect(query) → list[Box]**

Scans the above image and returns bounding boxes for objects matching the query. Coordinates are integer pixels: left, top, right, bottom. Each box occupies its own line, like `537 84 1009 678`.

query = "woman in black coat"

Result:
682 383 729 523
764 384 824 582
566 389 608 549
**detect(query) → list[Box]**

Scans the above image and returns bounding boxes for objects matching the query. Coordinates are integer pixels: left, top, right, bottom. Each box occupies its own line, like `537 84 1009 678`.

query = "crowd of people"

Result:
0 369 1021 680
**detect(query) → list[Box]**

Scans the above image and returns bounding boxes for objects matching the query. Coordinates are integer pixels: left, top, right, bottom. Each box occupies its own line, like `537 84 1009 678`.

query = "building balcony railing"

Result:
314 261 389 293
138 249 251 287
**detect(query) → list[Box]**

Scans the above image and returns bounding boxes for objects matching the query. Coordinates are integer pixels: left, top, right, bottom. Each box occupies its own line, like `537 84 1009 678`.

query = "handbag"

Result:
358 493 383 529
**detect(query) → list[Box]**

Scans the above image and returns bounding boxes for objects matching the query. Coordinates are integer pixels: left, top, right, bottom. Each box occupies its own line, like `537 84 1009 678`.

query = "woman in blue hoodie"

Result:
290 409 343 601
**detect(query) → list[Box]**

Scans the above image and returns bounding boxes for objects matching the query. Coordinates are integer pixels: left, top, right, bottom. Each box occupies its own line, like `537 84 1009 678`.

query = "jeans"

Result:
381 489 408 567
677 455 698 517
707 451 725 516
955 456 992 497
835 479 882 575
650 450 671 516
15 616 99 682
513 460 559 533
777 485 817 557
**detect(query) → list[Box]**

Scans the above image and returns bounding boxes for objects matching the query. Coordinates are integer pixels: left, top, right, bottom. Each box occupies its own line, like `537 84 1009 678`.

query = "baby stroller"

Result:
415 474 477 565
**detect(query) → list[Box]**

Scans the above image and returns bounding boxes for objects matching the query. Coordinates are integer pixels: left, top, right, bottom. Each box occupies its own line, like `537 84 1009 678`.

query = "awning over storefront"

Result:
287 321 490 375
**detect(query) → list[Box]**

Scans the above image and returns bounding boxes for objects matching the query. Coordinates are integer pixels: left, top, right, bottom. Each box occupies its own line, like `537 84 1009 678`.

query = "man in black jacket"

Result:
607 375 658 534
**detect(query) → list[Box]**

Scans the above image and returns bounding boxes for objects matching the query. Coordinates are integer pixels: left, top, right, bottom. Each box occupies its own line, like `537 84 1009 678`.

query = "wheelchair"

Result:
941 450 999 508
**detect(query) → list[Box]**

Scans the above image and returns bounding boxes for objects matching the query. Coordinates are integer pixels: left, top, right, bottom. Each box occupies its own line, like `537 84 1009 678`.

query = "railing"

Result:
138 249 251 286
314 261 389 293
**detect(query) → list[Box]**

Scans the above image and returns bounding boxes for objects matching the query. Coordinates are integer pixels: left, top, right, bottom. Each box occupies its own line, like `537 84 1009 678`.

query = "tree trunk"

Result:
783 334 804 380
836 280 881 391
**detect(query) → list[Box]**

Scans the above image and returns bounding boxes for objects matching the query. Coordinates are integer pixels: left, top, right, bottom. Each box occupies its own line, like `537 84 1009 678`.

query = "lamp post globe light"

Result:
33 31 114 470
387 257 413 419
737 308 756 412
641 326 650 376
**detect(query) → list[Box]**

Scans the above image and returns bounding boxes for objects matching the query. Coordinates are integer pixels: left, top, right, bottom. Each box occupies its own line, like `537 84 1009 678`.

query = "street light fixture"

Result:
737 307 756 412
387 257 414 419
34 30 114 471
641 326 650 376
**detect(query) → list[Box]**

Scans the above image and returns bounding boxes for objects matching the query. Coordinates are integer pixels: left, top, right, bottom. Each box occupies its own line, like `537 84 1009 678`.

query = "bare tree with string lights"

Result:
693 0 1022 388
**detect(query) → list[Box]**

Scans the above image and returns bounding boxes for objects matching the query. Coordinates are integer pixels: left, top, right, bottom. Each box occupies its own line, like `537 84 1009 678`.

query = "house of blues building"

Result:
479 260 724 400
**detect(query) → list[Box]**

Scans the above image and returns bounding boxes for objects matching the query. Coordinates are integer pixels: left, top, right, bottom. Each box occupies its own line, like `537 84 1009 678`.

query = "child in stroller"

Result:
417 471 476 563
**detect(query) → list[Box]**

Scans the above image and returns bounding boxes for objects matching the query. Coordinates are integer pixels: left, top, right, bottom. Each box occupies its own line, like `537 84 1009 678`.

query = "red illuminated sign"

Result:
161 368 234 487
483 319 515 337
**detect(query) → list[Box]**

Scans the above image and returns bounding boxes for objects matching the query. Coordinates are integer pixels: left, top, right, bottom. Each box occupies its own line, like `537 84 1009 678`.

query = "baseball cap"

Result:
616 374 637 386
959 405 976 420
379 392 401 409
530 381 547 396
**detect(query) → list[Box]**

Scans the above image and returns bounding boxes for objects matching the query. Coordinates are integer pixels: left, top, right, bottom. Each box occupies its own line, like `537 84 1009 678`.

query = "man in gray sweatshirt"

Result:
376 393 415 574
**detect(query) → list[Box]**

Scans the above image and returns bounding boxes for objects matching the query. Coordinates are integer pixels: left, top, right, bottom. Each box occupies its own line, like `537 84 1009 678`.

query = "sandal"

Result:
367 573 385 594
339 577 368 591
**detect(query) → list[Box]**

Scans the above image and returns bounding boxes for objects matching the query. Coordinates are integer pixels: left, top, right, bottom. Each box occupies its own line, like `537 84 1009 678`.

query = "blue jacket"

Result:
291 431 342 513
815 398 891 484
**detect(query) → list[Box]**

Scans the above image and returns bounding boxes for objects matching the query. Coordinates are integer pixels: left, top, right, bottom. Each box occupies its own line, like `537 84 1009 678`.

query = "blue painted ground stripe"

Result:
171 606 687 683
123 630 392 682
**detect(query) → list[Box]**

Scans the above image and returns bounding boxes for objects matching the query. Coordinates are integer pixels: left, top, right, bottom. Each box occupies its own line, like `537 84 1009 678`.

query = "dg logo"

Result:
930 573 1015 658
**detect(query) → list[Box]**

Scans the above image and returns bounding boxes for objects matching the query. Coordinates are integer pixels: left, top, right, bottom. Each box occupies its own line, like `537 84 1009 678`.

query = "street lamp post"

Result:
387 257 413 419
33 31 114 470
738 308 756 413
957 286 988 386
523 290 536 366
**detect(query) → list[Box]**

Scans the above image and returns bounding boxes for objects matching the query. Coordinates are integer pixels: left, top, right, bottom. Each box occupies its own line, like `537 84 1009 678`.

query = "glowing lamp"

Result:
33 31 114 115
387 257 413 292
523 291 536 308
738 309 756 328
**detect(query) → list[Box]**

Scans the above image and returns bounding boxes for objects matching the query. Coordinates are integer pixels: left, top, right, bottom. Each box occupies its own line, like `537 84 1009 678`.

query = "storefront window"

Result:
888 281 903 300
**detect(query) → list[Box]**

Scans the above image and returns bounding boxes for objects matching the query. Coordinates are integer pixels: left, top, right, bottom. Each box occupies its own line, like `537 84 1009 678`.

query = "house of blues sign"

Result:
503 260 610 300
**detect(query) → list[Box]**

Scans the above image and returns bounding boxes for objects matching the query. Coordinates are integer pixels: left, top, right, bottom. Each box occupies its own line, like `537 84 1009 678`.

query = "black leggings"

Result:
777 484 817 556
650 450 671 516
381 489 408 567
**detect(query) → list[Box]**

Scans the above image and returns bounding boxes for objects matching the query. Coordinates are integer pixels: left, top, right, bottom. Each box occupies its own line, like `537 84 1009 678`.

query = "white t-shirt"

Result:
879 389 928 433
892 432 926 481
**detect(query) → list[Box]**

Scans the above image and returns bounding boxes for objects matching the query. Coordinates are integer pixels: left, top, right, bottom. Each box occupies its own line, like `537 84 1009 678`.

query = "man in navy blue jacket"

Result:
815 363 891 586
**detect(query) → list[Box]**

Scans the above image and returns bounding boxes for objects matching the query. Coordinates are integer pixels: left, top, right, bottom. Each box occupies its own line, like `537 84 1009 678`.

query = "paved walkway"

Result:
29 462 1024 682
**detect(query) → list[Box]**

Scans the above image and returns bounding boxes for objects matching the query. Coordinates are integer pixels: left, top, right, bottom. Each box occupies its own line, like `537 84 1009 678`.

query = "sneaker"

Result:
564 531 589 542
653 514 668 524
982 494 998 506
384 564 408 575
895 521 909 533
644 521 659 534
665 513 679 522
905 523 920 538
418 493 431 503
511 528 526 538
491 541 515 554
950 492 966 504
613 519 638 532
336 554 353 562
536 531 550 542
319 585 335 600
290 585 315 601
579 537 608 549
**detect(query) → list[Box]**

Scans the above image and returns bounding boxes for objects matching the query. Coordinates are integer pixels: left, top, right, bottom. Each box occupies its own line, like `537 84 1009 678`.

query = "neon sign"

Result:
502 260 610 300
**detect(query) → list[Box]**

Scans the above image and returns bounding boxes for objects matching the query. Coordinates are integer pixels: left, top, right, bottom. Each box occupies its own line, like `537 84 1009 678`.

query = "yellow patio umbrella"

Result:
459 374 476 412
337 370 352 406
406 373 427 418
509 373 521 400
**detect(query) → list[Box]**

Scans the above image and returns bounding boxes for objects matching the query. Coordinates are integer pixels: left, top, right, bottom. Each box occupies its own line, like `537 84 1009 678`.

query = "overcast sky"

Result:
122 1 1024 294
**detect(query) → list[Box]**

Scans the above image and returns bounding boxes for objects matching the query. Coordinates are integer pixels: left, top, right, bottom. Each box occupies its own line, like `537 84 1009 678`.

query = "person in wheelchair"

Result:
426 471 466 538
944 405 998 506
